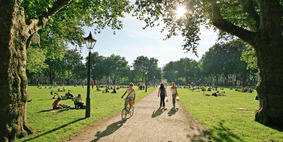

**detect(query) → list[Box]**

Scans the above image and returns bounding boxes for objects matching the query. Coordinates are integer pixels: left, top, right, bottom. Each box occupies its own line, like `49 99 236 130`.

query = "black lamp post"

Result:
84 32 97 118
145 72 148 92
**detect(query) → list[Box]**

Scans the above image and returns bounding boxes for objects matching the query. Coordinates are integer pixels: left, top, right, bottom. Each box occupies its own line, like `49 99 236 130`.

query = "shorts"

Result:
125 95 134 106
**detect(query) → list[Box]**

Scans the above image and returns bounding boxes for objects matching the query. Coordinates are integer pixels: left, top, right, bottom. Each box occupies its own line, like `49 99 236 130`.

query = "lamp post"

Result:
145 72 148 92
84 32 97 118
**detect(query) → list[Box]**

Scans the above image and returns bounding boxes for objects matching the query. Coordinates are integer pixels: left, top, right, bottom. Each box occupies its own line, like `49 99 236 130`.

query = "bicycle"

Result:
121 101 134 120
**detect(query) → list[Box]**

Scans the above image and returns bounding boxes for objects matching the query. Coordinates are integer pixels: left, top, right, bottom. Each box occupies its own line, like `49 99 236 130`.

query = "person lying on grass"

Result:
62 91 73 99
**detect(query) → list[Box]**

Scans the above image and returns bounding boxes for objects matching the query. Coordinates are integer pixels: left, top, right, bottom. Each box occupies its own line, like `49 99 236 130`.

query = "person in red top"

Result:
52 97 62 109
92 81 94 89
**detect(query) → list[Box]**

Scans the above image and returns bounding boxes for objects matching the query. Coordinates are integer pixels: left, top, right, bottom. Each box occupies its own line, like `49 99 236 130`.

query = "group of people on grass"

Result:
52 94 85 109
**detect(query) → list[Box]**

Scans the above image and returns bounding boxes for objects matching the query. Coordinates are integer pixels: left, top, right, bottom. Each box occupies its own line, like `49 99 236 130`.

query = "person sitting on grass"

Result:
65 91 74 99
249 88 253 93
96 86 101 91
112 88 117 93
102 88 109 93
74 94 85 109
53 97 62 109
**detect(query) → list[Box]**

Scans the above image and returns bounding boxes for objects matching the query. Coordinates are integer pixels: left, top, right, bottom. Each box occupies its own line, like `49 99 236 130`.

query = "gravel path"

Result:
64 87 209 142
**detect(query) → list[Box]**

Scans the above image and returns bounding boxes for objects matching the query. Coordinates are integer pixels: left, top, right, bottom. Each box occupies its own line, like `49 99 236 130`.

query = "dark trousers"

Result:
172 93 177 107
160 95 165 107
75 102 85 109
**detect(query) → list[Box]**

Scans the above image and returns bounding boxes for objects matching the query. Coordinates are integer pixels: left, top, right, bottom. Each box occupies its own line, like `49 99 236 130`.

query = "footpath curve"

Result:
64 87 209 142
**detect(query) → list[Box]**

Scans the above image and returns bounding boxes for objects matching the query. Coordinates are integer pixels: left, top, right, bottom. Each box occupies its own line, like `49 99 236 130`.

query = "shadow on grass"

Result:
210 120 243 141
152 108 165 118
167 107 178 116
255 121 283 132
38 108 82 113
37 109 55 113
188 130 210 142
91 120 126 142
22 118 84 142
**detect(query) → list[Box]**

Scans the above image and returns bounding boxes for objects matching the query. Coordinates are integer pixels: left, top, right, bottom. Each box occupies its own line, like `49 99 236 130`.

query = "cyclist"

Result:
121 83 136 110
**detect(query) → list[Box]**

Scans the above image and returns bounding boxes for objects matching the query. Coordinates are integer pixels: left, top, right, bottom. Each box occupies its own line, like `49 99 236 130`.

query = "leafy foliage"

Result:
133 0 263 53
163 58 200 84
26 47 48 74
241 45 258 70
133 56 162 82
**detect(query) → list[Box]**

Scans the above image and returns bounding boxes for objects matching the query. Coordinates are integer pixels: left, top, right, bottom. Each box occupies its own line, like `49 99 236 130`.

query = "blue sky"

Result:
72 13 218 68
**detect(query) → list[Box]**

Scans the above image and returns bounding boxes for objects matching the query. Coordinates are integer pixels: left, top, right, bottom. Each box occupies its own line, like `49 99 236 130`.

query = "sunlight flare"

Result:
175 5 187 19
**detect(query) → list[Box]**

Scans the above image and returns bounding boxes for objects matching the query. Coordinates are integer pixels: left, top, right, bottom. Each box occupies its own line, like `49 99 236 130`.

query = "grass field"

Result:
17 85 155 142
178 88 283 142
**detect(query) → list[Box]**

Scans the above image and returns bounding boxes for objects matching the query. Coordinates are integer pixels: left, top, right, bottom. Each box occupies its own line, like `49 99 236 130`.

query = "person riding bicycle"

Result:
121 83 136 110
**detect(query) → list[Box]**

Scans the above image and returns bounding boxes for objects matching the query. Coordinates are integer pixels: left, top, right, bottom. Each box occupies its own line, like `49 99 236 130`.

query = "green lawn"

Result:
17 85 155 142
178 88 283 142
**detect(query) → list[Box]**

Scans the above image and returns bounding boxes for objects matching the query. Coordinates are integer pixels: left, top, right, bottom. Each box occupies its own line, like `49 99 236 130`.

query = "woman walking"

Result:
158 83 167 109
171 82 178 108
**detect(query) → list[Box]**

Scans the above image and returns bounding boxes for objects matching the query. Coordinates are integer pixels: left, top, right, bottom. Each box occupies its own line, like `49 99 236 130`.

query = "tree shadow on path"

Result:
152 108 165 118
167 107 178 116
91 120 126 142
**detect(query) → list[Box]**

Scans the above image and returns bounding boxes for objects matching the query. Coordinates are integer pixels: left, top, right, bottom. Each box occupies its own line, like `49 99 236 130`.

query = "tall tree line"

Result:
27 49 162 85
163 41 258 86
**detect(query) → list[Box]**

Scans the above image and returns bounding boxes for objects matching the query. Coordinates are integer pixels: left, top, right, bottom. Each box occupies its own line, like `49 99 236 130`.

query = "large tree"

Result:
134 0 282 127
61 49 83 85
104 54 129 84
0 0 131 141
133 56 161 83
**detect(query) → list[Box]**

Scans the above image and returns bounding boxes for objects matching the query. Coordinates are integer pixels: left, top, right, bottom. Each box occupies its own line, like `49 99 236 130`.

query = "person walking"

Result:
171 82 179 108
158 83 167 109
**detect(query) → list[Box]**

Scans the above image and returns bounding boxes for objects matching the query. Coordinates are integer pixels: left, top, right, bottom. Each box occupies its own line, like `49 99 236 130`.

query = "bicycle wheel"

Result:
129 106 134 117
121 108 127 120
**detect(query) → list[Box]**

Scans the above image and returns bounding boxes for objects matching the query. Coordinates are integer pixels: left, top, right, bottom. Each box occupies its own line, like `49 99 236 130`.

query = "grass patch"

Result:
178 88 283 142
17 86 155 142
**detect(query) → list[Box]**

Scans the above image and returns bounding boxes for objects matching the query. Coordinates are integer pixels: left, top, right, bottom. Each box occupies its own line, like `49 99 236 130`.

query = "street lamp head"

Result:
84 32 97 50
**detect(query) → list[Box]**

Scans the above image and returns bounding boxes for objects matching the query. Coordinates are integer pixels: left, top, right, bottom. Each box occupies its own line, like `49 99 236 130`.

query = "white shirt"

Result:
171 87 177 94
126 89 135 98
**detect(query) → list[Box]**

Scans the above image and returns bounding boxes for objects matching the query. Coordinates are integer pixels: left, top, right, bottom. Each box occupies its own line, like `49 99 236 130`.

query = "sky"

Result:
71 13 219 68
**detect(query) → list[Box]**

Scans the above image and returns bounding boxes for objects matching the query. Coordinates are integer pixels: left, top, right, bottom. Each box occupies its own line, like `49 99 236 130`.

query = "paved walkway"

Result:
65 87 209 142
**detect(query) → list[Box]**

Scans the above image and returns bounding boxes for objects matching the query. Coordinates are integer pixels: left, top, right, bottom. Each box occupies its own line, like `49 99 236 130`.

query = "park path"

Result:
64 87 209 142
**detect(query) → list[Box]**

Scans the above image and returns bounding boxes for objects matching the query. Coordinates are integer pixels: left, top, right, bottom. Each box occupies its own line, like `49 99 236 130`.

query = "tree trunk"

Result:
0 2 32 141
254 38 283 128
67 71 70 85
49 73 53 85
224 74 229 86
215 75 218 86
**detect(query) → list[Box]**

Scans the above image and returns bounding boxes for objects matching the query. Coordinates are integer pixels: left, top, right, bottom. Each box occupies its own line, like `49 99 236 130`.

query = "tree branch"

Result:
26 0 73 35
208 1 256 46
240 0 260 31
